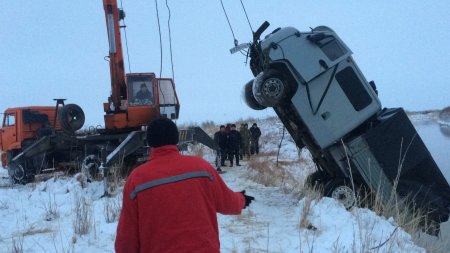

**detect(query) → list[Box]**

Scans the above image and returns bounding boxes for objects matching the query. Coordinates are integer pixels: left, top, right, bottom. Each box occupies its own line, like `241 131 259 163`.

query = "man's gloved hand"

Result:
240 190 255 208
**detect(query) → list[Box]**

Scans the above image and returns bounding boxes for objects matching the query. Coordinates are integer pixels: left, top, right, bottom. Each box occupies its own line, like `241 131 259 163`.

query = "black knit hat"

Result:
147 117 179 147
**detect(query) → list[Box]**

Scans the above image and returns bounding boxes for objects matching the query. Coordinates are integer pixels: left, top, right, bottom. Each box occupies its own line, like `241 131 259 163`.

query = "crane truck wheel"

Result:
253 69 292 107
8 162 31 184
59 104 85 132
81 155 101 182
324 178 356 210
243 79 266 110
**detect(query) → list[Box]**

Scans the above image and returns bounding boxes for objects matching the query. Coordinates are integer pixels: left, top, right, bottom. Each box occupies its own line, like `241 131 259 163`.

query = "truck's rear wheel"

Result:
243 79 266 110
324 178 356 209
253 69 292 107
59 104 85 132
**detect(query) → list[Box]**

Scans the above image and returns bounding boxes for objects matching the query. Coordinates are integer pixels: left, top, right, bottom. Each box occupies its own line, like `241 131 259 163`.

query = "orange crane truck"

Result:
0 0 216 185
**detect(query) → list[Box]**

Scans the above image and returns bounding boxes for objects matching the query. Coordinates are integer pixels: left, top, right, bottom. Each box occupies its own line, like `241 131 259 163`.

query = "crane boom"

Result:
103 0 127 112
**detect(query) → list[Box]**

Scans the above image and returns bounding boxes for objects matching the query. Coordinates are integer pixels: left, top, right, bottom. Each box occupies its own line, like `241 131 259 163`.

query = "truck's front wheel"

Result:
253 69 292 107
8 162 33 184
243 79 266 110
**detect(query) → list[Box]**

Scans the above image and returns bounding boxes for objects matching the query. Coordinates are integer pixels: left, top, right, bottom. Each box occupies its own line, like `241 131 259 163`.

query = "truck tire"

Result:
324 178 356 209
243 79 266 110
8 162 33 184
59 104 85 132
253 69 292 107
81 155 101 182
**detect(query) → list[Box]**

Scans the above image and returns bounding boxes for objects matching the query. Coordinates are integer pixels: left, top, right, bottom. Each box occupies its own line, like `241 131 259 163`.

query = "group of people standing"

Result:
213 122 262 171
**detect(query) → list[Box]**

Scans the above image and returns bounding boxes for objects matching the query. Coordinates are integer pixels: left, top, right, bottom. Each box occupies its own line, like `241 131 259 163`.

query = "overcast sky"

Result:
1 1 449 127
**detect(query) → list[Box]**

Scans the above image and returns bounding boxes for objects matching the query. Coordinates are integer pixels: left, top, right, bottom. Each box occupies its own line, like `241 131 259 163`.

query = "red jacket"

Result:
115 145 245 253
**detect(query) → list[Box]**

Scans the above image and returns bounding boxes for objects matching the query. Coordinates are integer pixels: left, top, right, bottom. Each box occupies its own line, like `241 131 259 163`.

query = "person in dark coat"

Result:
115 117 255 253
228 124 241 166
135 83 152 100
223 124 232 165
213 125 227 171
250 123 261 155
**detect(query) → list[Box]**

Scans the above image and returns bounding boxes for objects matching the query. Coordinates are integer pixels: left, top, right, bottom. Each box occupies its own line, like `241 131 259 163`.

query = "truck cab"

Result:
1 107 58 167
241 22 450 235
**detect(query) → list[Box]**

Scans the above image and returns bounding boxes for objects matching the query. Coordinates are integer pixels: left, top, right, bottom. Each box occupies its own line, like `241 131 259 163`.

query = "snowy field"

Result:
0 116 440 252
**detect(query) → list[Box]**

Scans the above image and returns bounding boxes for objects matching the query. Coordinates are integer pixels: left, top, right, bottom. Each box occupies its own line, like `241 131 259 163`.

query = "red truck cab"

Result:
0 107 59 167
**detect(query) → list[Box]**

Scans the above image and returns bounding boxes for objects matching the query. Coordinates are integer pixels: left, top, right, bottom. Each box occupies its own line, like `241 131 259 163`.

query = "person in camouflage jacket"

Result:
239 123 251 159
250 123 261 155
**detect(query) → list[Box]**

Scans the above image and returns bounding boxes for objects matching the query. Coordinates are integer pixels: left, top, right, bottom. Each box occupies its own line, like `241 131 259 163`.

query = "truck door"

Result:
1 112 19 151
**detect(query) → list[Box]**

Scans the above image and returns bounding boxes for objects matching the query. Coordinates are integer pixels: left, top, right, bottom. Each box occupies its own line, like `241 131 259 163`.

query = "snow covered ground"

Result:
0 117 435 252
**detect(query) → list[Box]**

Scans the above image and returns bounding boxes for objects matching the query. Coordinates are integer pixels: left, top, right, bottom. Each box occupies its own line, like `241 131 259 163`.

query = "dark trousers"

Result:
220 149 228 166
250 138 259 154
228 148 240 165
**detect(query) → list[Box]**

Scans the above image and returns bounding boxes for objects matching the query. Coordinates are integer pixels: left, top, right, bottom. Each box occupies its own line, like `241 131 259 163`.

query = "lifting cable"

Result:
120 0 132 73
165 0 175 82
154 0 164 78
239 0 253 33
154 0 168 106
219 0 238 46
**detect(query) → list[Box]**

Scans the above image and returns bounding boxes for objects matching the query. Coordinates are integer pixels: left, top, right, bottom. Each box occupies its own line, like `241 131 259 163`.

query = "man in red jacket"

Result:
115 117 255 253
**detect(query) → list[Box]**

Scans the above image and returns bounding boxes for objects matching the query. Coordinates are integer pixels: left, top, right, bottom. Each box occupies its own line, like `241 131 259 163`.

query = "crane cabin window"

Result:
3 113 16 127
158 79 179 119
128 75 155 106
158 80 178 105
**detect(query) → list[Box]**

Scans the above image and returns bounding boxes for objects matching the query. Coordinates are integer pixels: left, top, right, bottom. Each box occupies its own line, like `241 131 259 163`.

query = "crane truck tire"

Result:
243 79 266 110
81 154 101 182
8 162 31 184
252 69 292 107
59 104 85 132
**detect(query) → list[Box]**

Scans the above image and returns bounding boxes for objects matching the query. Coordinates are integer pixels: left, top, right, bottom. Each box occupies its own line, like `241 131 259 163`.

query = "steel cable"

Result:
120 0 132 73
219 0 237 45
165 0 175 82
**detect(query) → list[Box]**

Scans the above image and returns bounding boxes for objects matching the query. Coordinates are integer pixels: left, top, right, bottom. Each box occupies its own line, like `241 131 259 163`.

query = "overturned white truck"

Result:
238 21 450 235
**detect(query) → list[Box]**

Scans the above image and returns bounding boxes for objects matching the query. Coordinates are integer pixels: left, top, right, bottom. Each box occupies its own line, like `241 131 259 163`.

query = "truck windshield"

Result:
3 113 15 127
315 36 347 61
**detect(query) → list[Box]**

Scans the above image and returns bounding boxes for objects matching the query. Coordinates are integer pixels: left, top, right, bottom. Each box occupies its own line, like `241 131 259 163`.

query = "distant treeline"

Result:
439 106 450 121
